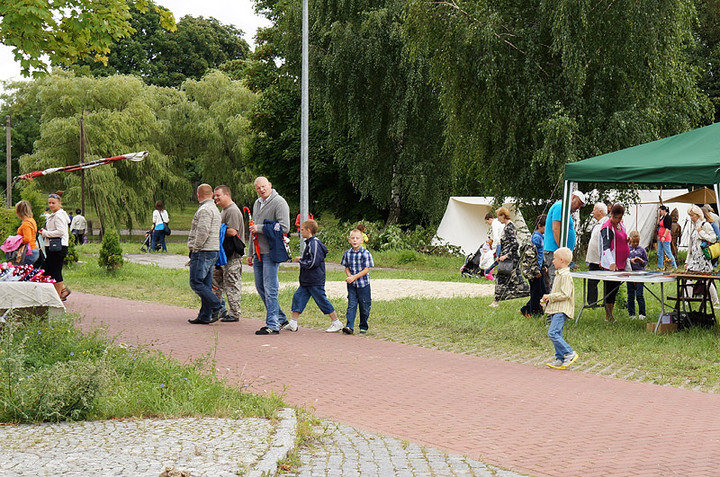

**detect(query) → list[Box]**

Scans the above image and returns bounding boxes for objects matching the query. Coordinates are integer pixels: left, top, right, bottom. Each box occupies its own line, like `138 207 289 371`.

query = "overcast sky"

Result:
0 0 271 86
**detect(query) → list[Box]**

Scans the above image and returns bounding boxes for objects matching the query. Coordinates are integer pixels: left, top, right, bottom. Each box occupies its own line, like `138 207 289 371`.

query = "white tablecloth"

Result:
0 282 65 312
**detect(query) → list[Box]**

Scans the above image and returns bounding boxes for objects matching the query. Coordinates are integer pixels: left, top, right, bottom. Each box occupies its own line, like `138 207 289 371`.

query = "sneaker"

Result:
560 351 578 368
282 320 298 332
342 326 353 335
221 314 239 322
359 329 368 334
255 327 279 335
188 318 211 325
325 321 343 333
638 314 646 320
546 358 564 369
278 320 289 329
489 302 499 308
629 315 637 320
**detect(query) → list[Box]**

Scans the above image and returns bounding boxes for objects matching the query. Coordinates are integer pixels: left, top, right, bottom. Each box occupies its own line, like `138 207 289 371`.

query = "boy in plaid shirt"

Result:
341 229 374 334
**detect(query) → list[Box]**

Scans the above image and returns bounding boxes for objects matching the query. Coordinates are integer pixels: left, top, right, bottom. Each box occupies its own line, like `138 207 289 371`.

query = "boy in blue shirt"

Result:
282 220 343 333
341 229 374 334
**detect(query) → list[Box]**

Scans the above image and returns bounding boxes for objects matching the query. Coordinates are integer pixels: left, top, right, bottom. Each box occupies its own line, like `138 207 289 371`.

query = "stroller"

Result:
140 230 161 253
460 242 494 279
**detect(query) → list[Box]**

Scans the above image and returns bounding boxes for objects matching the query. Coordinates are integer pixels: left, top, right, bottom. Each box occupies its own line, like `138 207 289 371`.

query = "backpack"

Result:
520 242 540 281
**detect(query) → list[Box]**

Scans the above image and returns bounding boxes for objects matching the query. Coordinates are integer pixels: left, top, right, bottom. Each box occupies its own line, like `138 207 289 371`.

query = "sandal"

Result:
60 288 71 301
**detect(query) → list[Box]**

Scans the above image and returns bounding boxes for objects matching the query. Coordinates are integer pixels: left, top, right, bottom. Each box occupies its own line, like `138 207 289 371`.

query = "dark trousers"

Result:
627 282 646 316
521 271 547 316
587 262 602 306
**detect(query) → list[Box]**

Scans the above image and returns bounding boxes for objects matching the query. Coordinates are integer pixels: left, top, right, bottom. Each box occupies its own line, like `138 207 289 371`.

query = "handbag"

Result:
163 221 171 236
48 237 63 252
497 259 515 276
701 240 720 260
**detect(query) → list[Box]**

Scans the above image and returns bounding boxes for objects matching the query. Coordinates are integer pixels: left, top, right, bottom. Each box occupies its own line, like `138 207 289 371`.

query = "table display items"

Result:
0 263 55 283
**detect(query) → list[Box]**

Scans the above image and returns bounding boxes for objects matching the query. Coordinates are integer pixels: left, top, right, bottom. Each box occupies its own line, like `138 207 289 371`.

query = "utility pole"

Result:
5 115 10 206
299 0 309 254
79 112 86 215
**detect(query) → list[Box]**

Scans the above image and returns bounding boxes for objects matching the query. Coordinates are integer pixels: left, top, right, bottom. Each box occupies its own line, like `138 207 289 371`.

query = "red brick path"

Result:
67 293 720 477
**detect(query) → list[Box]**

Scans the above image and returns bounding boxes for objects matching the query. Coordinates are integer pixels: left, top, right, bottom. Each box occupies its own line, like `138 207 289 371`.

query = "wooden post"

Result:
80 112 85 215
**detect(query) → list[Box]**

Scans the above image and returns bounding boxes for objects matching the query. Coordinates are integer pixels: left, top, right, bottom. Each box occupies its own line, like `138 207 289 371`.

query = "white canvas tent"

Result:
434 197 529 255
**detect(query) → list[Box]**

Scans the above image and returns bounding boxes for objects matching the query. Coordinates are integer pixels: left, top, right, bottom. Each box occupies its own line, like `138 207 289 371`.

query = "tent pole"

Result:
714 184 720 217
560 181 572 247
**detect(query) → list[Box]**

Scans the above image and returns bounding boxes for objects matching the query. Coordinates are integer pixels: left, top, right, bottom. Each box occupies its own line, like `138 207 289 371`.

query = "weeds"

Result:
0 313 283 423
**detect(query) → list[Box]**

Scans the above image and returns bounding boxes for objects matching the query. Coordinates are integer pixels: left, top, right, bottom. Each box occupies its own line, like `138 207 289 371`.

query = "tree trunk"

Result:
386 169 401 225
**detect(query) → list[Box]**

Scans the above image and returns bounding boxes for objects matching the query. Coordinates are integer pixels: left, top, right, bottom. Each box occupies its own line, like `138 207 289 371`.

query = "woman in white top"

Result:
40 191 71 300
151 200 169 252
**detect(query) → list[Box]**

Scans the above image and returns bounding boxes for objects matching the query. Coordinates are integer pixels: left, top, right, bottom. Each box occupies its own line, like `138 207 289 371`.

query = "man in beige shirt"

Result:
542 247 578 369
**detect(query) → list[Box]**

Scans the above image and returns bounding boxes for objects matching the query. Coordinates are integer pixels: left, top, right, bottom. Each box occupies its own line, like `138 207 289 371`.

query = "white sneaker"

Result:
638 314 646 320
325 320 343 333
282 320 298 332
629 315 637 320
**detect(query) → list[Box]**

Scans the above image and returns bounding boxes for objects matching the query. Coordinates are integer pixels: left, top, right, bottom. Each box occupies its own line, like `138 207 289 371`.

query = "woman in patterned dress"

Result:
490 207 530 307
685 205 719 306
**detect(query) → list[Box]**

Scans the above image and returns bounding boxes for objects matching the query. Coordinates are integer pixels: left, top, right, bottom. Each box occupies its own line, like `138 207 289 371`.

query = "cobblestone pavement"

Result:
291 421 526 477
0 417 272 476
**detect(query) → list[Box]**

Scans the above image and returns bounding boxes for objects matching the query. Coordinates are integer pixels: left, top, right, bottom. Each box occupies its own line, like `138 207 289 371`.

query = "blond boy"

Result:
541 247 578 369
340 229 374 334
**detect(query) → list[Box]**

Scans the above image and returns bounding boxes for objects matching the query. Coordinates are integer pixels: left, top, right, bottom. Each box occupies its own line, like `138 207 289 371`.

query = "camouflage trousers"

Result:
212 256 242 318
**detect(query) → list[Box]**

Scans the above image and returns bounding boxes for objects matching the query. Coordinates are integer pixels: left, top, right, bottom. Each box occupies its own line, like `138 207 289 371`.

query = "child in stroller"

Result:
461 241 495 279
141 229 161 253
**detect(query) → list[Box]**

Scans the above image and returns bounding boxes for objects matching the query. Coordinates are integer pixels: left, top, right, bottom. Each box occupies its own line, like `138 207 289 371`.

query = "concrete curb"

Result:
249 408 297 477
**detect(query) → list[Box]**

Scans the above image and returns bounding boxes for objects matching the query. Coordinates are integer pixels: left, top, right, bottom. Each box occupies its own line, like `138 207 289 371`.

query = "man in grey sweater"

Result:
188 183 223 324
247 176 290 335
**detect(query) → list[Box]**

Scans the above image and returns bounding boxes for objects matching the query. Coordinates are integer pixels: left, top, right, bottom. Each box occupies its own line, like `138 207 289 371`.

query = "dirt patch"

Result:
272 278 494 301
123 254 494 301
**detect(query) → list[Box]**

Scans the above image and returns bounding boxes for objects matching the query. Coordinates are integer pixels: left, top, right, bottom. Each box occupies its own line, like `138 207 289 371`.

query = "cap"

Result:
572 190 586 205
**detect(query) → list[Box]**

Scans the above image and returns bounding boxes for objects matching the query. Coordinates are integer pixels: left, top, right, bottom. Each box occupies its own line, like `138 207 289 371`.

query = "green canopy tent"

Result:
557 122 720 246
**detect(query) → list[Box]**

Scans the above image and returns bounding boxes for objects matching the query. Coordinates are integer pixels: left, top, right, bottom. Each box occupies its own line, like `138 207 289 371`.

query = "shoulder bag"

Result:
497 259 515 276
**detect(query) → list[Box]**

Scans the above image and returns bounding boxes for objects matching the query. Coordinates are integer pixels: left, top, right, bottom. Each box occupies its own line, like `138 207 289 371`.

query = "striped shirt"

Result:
341 246 374 288
544 267 575 319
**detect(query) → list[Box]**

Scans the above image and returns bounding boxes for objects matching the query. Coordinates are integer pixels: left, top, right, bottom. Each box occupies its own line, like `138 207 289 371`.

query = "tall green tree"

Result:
250 0 450 224
17 71 189 231
313 0 451 224
0 0 174 76
246 0 381 221
406 0 713 202
70 4 250 88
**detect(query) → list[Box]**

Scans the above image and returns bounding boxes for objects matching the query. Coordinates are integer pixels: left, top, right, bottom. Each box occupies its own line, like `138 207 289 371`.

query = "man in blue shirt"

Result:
544 190 586 290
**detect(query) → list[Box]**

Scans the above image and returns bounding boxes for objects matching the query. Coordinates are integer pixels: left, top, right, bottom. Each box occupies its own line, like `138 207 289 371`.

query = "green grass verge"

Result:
64 244 720 393
0 314 284 424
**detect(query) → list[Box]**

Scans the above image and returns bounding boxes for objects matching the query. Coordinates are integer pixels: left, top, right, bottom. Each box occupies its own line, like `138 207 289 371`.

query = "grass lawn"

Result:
64 243 720 393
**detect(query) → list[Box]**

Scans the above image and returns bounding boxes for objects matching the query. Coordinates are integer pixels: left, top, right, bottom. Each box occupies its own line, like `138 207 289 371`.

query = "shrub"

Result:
0 198 19 241
64 232 80 265
98 230 124 271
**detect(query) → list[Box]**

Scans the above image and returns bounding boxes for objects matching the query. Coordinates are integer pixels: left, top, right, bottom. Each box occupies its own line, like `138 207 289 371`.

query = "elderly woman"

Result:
15 200 40 266
599 204 631 322
490 207 530 307
685 205 719 306
40 191 71 300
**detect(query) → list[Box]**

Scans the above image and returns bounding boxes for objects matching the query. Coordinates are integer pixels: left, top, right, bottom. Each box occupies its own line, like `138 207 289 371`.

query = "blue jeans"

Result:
627 282 646 316
346 284 371 331
189 251 223 321
291 285 335 315
23 247 40 266
548 312 573 360
151 228 166 252
657 241 676 268
254 254 286 330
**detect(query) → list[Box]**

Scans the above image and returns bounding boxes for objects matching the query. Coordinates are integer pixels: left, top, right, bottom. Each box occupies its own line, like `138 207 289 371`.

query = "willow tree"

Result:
17 72 189 231
166 71 259 205
406 0 713 202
